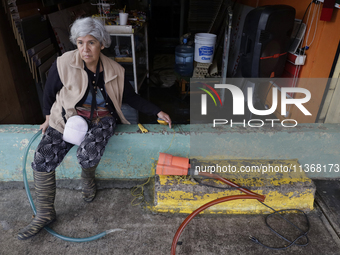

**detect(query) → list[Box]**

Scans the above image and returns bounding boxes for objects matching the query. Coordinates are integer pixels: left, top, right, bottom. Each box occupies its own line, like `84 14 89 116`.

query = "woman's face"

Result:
76 35 104 66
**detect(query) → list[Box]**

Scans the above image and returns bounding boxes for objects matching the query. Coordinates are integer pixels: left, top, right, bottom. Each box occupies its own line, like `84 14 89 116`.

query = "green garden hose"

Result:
22 129 124 242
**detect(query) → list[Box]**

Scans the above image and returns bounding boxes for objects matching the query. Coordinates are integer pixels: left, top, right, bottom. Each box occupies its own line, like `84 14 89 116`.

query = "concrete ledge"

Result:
190 123 340 179
1 123 340 184
151 159 315 214
0 124 189 182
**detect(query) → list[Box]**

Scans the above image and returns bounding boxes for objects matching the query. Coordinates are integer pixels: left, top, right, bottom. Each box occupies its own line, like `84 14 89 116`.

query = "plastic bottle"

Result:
175 38 194 77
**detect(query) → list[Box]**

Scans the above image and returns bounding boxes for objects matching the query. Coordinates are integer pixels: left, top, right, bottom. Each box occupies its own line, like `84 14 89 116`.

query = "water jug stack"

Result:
175 38 194 77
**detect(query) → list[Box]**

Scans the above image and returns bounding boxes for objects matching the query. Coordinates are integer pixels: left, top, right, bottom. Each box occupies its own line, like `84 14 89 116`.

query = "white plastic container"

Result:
194 33 217 63
119 13 129 25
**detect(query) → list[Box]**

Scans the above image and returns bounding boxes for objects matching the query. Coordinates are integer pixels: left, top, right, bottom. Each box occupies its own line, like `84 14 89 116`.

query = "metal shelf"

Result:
105 23 149 93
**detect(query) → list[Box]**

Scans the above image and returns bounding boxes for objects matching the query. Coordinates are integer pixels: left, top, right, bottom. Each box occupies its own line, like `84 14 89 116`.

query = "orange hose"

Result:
170 173 265 255
171 195 263 254
198 172 265 200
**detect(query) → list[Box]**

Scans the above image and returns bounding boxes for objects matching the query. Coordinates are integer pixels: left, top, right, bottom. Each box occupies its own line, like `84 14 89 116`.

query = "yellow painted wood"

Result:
114 57 133 62
325 78 340 123
318 89 334 121
319 55 340 122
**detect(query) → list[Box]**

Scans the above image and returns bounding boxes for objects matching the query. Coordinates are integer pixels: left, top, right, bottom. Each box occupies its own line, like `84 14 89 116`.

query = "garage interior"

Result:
0 0 340 253
3 0 340 126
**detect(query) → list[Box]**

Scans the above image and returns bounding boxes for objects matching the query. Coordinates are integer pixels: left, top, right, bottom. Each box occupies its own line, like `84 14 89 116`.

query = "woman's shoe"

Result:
18 170 56 240
81 164 98 202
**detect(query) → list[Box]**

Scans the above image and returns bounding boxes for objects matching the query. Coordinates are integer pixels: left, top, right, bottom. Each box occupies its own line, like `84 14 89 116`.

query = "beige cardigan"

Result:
49 49 130 133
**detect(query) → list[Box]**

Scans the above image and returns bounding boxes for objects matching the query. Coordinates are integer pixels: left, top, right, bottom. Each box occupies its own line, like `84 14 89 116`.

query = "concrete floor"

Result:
1 187 340 255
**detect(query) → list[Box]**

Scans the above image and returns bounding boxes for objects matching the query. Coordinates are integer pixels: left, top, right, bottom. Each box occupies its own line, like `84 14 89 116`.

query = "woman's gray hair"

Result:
69 17 111 48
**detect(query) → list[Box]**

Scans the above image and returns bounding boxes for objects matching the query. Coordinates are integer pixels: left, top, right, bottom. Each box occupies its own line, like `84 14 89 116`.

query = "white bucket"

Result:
194 33 217 63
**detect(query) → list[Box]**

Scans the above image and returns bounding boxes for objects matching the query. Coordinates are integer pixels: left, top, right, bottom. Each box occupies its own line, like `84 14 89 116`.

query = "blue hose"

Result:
22 129 123 242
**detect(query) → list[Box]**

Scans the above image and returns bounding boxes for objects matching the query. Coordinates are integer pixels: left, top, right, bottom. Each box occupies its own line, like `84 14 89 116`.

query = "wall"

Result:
0 5 44 124
1 124 340 182
236 0 340 123
0 9 24 124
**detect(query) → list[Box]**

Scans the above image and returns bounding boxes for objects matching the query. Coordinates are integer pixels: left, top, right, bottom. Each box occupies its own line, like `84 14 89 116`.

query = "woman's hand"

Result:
157 111 172 129
40 115 50 134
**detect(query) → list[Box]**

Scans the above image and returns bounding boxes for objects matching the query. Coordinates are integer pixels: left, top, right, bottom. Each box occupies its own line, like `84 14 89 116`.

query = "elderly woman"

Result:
18 17 171 240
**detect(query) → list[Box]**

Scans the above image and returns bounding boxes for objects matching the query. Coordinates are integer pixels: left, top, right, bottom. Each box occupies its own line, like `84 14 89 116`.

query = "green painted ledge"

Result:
0 124 189 182
0 123 339 182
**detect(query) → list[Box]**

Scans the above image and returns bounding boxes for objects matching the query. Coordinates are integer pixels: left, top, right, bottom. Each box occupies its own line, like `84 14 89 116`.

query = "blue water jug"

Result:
175 38 194 77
